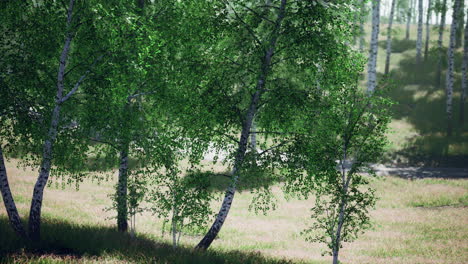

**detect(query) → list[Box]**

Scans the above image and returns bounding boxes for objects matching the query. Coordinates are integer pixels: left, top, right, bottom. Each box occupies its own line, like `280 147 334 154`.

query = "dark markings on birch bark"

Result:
359 0 366 52
436 0 447 88
367 0 380 93
424 0 432 61
406 0 413 40
332 140 352 264
0 145 27 238
446 0 462 137
416 0 424 64
117 145 129 232
28 0 75 241
456 1 465 48
384 0 396 75
461 7 468 125
195 0 287 250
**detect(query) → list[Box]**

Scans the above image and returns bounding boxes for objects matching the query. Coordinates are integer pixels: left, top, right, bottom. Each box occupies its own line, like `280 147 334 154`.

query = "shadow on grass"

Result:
0 217 294 264
378 38 416 53
381 43 468 167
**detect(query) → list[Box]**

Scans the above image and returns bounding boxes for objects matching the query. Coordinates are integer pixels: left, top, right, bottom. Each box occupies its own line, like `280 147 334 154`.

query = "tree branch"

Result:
59 53 106 104
225 0 263 48
238 3 276 24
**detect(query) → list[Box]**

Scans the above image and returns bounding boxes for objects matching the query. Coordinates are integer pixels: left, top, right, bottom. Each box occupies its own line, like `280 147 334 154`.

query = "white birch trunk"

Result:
28 0 87 240
446 0 462 136
385 0 397 75
406 0 413 40
195 0 287 250
250 119 257 152
437 0 448 87
456 1 465 48
0 146 27 238
367 0 380 93
116 145 129 232
416 0 424 63
424 0 433 61
331 141 352 264
359 0 366 52
461 7 468 125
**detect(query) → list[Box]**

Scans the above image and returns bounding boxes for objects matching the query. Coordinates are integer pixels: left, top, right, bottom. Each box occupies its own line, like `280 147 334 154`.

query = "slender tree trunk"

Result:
171 204 178 248
332 143 351 264
367 0 380 93
385 0 397 75
456 1 465 48
359 0 366 52
29 0 76 241
406 0 413 40
116 144 129 232
446 0 462 137
461 8 468 125
416 0 424 63
424 0 433 61
0 146 27 238
437 0 448 88
250 119 257 152
195 0 287 250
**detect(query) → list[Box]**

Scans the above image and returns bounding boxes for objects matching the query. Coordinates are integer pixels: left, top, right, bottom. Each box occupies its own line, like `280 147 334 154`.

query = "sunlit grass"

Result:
1 158 467 264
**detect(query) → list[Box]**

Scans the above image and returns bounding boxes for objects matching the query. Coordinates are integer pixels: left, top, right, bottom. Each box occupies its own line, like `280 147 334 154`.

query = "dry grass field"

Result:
1 158 467 264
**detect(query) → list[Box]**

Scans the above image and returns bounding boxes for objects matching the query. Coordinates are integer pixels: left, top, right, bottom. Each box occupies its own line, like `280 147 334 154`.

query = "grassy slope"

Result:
375 24 468 166
1 158 467 264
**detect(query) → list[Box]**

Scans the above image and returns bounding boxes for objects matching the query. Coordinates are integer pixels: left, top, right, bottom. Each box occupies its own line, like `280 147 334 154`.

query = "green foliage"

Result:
298 82 393 257
303 175 376 256
148 168 216 244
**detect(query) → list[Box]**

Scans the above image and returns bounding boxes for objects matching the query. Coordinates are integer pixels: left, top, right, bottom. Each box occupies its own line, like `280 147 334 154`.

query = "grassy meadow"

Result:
1 158 467 264
1 23 468 264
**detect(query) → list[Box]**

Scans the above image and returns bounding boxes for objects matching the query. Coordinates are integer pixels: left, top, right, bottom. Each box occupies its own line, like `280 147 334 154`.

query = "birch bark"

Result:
424 0 432 61
195 0 287 250
250 119 257 152
332 143 351 264
446 0 462 136
437 0 448 87
0 146 27 238
456 1 465 48
385 0 396 75
461 8 468 125
406 0 413 40
117 144 129 232
28 0 85 240
359 0 366 52
367 0 380 93
416 0 424 63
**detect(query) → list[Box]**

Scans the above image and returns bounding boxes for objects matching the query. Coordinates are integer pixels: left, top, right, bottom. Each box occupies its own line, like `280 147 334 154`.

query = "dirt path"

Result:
371 164 468 179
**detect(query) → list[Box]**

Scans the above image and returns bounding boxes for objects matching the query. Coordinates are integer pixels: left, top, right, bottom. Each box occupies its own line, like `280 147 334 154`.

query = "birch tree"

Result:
406 0 414 40
424 0 433 61
301 87 392 264
437 0 448 87
385 0 397 75
0 1 117 240
0 146 27 238
194 0 364 250
461 7 468 125
416 0 424 63
446 0 462 136
456 1 465 48
368 0 381 93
